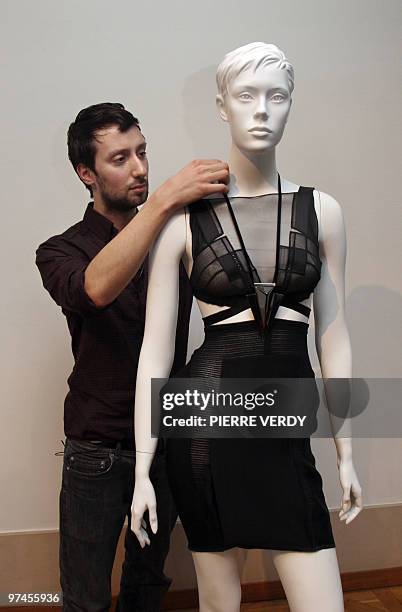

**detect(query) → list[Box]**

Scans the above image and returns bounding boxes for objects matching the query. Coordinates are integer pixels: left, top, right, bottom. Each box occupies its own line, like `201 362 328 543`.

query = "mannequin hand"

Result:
131 476 158 548
155 159 229 212
337 456 363 524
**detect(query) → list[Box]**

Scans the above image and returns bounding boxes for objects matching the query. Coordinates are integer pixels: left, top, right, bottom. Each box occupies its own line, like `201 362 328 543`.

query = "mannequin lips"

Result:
249 127 272 133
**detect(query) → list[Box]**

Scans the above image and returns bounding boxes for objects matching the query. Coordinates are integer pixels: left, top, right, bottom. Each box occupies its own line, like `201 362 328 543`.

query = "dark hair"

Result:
67 102 141 197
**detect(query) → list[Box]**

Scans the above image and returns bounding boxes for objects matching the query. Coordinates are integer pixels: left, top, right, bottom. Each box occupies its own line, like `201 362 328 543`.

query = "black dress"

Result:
165 180 336 553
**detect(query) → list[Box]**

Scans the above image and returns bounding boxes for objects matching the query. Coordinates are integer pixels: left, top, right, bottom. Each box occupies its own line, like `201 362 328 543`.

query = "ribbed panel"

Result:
188 319 309 478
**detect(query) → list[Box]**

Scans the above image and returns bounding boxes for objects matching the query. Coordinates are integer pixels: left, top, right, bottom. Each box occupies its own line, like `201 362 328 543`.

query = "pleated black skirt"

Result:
166 318 335 553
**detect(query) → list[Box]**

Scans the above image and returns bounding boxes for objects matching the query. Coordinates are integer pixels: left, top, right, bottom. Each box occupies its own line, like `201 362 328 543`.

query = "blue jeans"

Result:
59 438 177 611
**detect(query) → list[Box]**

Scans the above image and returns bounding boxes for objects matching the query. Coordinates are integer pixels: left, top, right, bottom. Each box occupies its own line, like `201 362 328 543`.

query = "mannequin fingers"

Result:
343 506 361 524
340 500 351 515
131 523 150 548
148 505 158 534
355 493 363 509
140 526 151 546
140 517 151 544
339 500 362 522
131 513 144 544
131 510 151 547
341 495 351 509
339 508 352 522
351 482 363 507
341 489 351 510
345 491 364 523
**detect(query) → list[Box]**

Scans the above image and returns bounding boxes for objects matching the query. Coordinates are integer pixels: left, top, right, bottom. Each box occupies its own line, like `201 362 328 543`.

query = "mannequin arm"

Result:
313 190 363 523
131 210 186 545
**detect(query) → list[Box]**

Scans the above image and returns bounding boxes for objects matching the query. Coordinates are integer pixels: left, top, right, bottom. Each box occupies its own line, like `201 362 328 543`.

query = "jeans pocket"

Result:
64 440 114 478
61 442 117 544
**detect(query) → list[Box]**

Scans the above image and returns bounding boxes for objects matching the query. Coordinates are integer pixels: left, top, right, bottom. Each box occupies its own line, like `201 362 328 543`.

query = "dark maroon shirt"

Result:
35 202 193 442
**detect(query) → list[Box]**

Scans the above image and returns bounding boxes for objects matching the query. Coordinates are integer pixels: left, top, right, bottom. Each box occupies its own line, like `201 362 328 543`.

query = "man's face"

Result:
87 124 149 212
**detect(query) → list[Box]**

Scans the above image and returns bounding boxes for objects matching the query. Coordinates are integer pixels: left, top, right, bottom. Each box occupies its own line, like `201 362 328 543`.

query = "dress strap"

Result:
281 298 311 318
202 301 251 326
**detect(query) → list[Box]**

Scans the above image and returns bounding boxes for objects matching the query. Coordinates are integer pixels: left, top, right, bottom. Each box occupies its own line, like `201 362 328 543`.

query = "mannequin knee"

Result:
197 577 241 612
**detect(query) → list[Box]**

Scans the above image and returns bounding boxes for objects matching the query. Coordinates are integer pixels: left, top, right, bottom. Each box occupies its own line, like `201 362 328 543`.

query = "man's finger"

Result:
203 182 230 195
203 167 230 182
201 162 230 173
195 159 228 166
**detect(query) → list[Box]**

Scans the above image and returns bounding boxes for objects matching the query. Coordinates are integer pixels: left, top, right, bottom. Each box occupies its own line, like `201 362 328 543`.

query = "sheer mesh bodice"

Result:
187 185 321 331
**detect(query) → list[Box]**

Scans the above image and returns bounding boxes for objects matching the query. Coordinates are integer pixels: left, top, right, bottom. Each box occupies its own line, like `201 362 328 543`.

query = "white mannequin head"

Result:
216 42 294 153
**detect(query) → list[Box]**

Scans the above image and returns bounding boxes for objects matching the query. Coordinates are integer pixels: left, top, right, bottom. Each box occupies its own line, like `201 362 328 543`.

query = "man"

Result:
35 102 229 611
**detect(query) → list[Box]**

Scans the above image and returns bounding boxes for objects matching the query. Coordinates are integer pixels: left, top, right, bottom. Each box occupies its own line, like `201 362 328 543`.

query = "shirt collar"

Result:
83 202 119 242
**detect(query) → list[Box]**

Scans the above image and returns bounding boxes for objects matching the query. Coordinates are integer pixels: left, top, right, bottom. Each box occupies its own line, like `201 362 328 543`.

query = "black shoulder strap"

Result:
292 186 317 240
189 199 222 254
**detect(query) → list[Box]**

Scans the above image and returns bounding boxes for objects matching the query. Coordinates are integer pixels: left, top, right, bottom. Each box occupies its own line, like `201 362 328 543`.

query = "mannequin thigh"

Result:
191 549 243 612
270 547 344 612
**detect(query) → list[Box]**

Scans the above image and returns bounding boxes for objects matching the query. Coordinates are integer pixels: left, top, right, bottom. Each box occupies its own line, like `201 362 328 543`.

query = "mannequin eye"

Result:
271 94 286 102
238 93 253 101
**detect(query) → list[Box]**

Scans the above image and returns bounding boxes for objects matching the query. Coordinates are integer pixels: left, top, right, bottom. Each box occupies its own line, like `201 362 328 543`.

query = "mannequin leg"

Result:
271 548 344 612
192 549 242 612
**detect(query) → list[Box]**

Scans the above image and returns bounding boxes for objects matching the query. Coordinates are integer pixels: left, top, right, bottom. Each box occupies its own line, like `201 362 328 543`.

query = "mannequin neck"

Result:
227 144 279 197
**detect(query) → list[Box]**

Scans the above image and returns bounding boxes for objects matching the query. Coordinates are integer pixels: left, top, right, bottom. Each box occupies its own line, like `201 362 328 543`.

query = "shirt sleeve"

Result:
35 237 108 317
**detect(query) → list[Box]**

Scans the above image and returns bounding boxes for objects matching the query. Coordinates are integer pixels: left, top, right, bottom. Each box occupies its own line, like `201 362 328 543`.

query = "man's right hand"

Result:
80 161 229 309
154 159 230 213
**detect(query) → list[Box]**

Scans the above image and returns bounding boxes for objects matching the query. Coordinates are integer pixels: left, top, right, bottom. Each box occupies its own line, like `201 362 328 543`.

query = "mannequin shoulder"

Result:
313 189 346 244
152 208 187 259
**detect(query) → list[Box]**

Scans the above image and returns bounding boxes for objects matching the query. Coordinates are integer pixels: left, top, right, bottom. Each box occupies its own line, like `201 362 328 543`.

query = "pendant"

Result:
254 283 277 329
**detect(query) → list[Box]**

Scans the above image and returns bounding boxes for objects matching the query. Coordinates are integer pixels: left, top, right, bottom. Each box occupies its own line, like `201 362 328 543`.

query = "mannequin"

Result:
131 42 363 612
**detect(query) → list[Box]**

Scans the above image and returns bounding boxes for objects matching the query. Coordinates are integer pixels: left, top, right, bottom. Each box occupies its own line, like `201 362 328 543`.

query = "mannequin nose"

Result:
254 108 268 120
254 98 268 120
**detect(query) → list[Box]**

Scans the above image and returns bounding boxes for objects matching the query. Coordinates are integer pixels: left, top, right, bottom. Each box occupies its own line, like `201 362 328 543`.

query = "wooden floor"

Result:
2 586 401 612
182 586 402 611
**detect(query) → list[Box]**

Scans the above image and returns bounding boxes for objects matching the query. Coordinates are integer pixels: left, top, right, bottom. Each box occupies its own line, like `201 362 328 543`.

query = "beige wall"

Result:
0 0 401 564
1 505 402 595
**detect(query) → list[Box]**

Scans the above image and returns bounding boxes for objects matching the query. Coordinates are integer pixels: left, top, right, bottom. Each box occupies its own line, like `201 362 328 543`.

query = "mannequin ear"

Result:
216 94 229 122
77 163 96 191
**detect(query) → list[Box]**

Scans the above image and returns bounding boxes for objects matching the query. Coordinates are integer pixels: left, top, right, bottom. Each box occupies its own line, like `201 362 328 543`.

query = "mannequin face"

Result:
217 66 292 153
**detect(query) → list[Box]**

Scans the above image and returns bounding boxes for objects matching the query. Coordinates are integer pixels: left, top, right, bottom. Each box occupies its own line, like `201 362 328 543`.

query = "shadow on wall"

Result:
346 285 402 378
182 65 228 158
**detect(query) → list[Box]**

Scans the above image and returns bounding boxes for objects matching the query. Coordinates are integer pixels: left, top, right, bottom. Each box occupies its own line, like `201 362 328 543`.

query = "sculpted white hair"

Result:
216 42 294 96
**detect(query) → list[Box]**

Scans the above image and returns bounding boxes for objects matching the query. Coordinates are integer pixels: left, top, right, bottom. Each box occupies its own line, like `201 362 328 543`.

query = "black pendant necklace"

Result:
222 172 283 335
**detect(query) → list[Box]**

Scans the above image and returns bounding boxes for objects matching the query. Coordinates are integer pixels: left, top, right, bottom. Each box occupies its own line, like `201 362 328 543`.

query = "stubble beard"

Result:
98 181 148 213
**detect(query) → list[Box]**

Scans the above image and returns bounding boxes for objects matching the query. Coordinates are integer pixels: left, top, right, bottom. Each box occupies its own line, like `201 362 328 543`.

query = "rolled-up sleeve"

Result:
35 238 107 316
